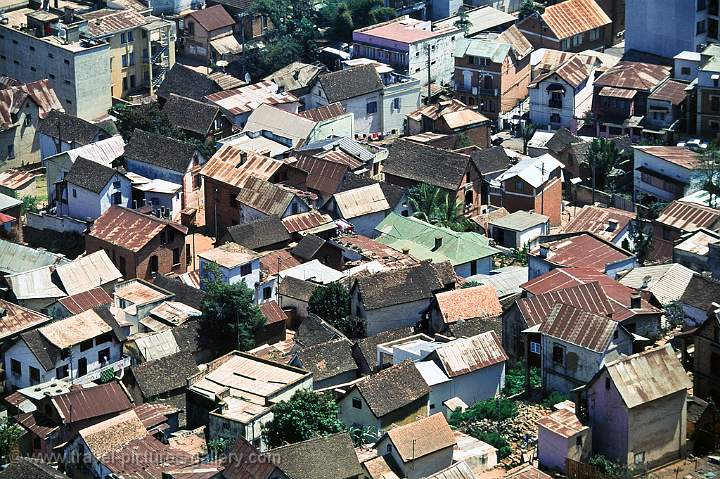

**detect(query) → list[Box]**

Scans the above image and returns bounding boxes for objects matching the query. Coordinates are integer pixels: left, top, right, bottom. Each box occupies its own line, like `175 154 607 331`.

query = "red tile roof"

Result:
88 206 187 252
259 248 301 276
434 285 502 324
541 0 611 39
259 300 287 324
533 233 633 272
58 287 113 315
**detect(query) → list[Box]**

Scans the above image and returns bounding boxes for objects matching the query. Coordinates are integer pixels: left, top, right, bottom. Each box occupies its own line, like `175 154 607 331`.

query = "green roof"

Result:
489 210 549 231
375 213 500 266
454 37 511 63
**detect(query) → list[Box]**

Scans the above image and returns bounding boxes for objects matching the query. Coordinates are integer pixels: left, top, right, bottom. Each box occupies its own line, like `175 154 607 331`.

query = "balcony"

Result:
548 99 563 109
72 356 131 385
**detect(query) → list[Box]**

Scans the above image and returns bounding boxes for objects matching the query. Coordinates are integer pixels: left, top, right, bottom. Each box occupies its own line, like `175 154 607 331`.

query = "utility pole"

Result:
540 162 546 217
591 148 596 205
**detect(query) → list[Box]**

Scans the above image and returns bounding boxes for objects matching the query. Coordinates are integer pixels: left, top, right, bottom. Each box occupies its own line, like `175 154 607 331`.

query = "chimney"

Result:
630 293 641 309
607 218 619 232
239 150 248 165
641 275 652 289
63 6 74 23
539 243 550 259
402 248 410 255
433 236 443 251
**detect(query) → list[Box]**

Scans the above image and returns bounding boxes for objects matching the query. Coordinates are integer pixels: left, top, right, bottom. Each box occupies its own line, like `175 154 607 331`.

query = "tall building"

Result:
625 0 719 59
0 8 111 120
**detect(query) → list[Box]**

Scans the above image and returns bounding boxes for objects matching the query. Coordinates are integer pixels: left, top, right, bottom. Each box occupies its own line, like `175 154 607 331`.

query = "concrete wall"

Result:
150 0 202 15
64 175 132 221
627 390 687 469
587 368 630 464
454 257 493 278
633 148 698 201
26 211 88 234
625 0 698 59
353 286 431 336
381 79 422 135
538 426 591 473
0 97 41 169
377 439 454 479
338 390 382 435
309 113 355 142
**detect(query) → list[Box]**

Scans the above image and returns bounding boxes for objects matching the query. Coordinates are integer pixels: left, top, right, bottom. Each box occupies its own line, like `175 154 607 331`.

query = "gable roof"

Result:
490 210 549 231
295 338 357 382
38 110 108 145
132 351 198 398
206 80 299 116
432 331 507 377
270 432 363 479
282 210 334 234
38 308 114 350
355 326 415 372
65 157 125 194
354 262 446 310
0 458 68 479
58 288 113 315
648 78 689 106
78 409 147 459
333 183 390 219
53 381 133 424
539 303 618 353
518 281 615 327
223 438 284 479
496 154 564 188
376 213 499 265
163 93 220 136
532 233 633 271
541 0 611 39
434 285 502 323
265 61 326 94
594 61 671 92
354 360 429 417
619 263 695 305
655 200 720 231
201 145 288 187
236 176 296 216
187 5 234 31
600 345 691 408
292 234 326 261
383 139 470 191
124 129 199 174
151 275 205 310
318 65 384 103
0 79 62 129
561 205 635 241
680 274 720 313
296 102 346 121
385 413 455 462
0 298 52 341
243 104 316 147
224 216 291 250
46 136 124 167
469 145 512 175
295 155 349 196
157 63 222 101
88 206 187 252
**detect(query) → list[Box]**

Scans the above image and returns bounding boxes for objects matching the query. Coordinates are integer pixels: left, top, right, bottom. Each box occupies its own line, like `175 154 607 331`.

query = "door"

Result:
77 357 87 377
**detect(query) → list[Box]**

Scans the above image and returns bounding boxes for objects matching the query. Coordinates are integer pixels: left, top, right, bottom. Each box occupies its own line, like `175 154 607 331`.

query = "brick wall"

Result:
534 178 563 226
203 177 240 239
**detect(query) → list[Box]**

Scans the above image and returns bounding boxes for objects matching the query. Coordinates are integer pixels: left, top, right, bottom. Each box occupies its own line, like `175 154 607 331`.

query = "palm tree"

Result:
586 137 624 201
408 184 472 232
521 122 537 155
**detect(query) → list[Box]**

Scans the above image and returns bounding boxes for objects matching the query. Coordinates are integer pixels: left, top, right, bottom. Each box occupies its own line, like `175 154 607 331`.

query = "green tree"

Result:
349 0 395 28
629 218 653 265
664 301 686 328
200 263 265 357
518 0 538 19
455 133 473 149
109 103 181 141
308 282 363 338
521 121 537 155
407 184 473 232
0 418 22 464
699 148 720 208
20 195 39 215
468 429 512 458
585 137 626 195
453 7 471 34
331 4 355 41
263 390 344 448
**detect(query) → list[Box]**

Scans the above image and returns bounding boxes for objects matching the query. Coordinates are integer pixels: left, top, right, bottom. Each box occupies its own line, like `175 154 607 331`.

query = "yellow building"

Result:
82 8 176 99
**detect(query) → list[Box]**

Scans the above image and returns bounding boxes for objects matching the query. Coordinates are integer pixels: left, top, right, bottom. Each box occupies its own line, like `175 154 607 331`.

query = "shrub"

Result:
541 391 568 409
450 398 518 426
469 429 512 458
503 364 541 396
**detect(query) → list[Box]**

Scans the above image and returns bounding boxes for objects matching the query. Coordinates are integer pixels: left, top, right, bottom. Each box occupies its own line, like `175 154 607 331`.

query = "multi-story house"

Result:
644 78 689 143
517 0 612 53
691 309 720 405
528 52 601 132
85 206 188 279
694 44 720 140
183 5 241 64
591 61 671 140
632 146 702 203
0 79 62 169
453 25 533 119
81 8 175 99
306 63 421 135
352 17 458 89
625 0 719 60
206 0 272 45
0 8 111 120
494 154 564 225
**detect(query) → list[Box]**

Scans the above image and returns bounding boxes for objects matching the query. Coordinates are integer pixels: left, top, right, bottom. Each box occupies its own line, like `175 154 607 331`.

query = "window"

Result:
112 191 122 205
530 342 541 354
129 52 135 66
471 56 488 66
613 329 618 339
550 113 562 124
113 180 121 189
10 359 21 376
589 27 600 41
72 188 77 198
64 59 70 65
576 436 583 447
263 287 272 300
172 247 180 265
240 263 252 276
572 34 582 46
470 260 477 276
118 256 126 275
96 332 113 345
56 365 69 379
291 202 299 215
168 229 175 243
24 114 32 126
29 366 40 385
98 348 110 364
698 20 707 35
682 66 691 75
711 352 720 375
49 74 55 80
352 398 362 409
122 54 128 68
160 230 167 245
6 145 13 160
366 101 377 114
121 32 127 43
712 96 720 112
128 30 134 42
392 97 400 111
149 255 159 273
48 52 53 59
605 377 611 389
552 344 565 365
187 21 195 35
77 357 87 377
515 180 524 192
80 338 94 351
130 74 136 88
700 0 707 9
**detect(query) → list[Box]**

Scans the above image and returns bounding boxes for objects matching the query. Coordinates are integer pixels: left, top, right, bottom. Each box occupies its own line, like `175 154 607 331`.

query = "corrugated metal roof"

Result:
186 4 235 32
536 407 588 438
532 233 633 272
0 298 52 340
88 206 187 252
198 242 259 269
495 154 564 188
506 465 553 479
206 80 298 116
518 281 614 327
470 266 528 298
294 155 348 196
149 301 201 326
595 61 671 92
674 228 720 256
433 331 507 377
333 183 389 219
619 263 695 304
599 86 637 99
0 169 37 191
133 329 181 361
243 104 316 147
55 250 122 296
541 0 611 40
200 145 286 188
539 303 617 353
40 308 112 349
603 345 691 408
46 136 125 167
281 210 333 234
561 205 635 242
59 288 113 315
296 103 346 122
0 79 62 129
7 266 65 300
648 78 689 105
490 210 549 231
655 200 720 231
0 239 67 275
235 176 295 216
82 8 154 37
426 461 476 479
53 381 133 425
